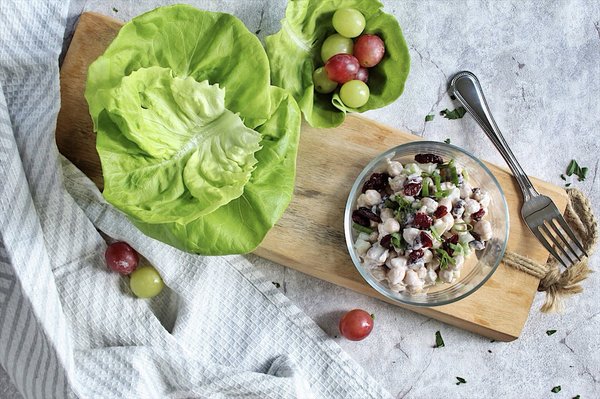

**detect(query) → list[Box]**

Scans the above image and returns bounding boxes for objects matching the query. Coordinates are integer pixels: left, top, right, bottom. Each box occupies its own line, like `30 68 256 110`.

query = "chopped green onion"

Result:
449 243 464 255
384 198 399 210
450 165 459 186
433 189 451 199
390 232 404 249
353 223 373 234
430 228 442 242
462 169 469 182
566 160 577 176
433 172 442 191
422 177 430 197
436 248 456 269
551 386 561 393
453 222 473 232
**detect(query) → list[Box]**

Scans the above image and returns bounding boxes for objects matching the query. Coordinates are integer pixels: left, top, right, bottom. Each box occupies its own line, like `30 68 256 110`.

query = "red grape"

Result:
325 54 360 84
105 242 139 275
355 67 369 83
339 309 374 341
354 34 385 67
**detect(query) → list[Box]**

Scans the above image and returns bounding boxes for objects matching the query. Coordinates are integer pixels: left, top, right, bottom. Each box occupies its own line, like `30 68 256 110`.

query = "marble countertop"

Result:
3 1 598 398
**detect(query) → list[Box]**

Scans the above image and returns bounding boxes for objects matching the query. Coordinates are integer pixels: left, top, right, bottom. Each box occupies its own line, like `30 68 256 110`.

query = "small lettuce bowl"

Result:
265 0 410 128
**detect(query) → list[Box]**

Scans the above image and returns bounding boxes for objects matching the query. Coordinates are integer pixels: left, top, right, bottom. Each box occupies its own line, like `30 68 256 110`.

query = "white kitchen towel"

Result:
0 0 391 398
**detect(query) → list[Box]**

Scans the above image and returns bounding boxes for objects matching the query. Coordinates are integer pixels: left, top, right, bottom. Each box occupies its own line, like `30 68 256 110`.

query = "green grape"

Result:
130 266 164 298
320 33 353 63
313 67 338 93
332 8 366 38
340 80 370 108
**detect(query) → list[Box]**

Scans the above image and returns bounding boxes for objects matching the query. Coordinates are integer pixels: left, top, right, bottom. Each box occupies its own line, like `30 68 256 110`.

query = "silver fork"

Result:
449 71 587 267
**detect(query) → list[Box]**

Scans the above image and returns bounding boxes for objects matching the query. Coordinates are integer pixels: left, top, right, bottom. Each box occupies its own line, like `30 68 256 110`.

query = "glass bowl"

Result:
344 141 509 307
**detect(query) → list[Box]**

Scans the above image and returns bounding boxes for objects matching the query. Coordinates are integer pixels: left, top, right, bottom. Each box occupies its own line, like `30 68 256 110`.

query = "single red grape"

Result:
355 67 369 83
354 34 385 67
325 54 360 84
105 242 139 275
339 309 374 341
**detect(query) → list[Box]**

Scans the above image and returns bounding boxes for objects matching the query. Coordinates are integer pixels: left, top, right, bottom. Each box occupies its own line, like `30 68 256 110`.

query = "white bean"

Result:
416 266 427 279
438 197 452 209
402 227 420 246
364 243 388 268
403 269 424 289
380 208 395 221
387 265 407 285
390 256 408 269
460 181 473 199
421 197 439 213
364 189 382 206
422 248 433 263
386 159 404 176
354 239 371 257
439 269 454 283
473 220 492 241
424 267 438 285
389 175 407 192
378 218 400 235
371 266 387 282
464 198 481 216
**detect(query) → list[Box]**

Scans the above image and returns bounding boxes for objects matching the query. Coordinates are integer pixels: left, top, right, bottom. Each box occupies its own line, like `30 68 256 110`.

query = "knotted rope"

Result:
502 188 598 312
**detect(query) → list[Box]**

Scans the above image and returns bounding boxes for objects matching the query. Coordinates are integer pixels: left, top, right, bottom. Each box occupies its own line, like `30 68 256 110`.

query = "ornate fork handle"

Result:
450 71 539 202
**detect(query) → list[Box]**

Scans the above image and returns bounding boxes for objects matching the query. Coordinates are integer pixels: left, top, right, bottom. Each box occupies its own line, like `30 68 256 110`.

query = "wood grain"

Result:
56 12 568 341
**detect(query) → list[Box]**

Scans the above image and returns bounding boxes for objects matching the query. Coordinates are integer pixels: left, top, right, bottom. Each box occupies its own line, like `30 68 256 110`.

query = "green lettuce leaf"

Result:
100 66 261 224
85 5 300 254
133 86 301 255
265 0 410 128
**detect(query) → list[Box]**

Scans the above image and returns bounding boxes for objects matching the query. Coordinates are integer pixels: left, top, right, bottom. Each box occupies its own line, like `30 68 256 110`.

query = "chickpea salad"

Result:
352 153 493 294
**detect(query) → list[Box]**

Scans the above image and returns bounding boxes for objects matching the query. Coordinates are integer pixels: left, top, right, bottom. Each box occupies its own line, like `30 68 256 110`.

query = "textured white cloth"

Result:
0 1 391 398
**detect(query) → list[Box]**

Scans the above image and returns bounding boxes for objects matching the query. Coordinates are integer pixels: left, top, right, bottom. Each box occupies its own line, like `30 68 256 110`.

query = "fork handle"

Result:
450 71 539 202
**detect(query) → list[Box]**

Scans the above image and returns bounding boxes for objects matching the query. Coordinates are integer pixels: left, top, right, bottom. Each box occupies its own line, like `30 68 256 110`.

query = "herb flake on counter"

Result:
444 138 451 144
455 377 466 385
112 7 118 12
572 395 580 399
440 107 466 120
370 313 376 320
546 329 557 336
434 331 445 348
551 386 561 393
272 282 281 289
425 114 435 122
565 159 588 182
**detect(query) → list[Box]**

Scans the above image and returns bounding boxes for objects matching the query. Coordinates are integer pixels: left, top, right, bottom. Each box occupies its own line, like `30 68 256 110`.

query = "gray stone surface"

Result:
3 0 599 398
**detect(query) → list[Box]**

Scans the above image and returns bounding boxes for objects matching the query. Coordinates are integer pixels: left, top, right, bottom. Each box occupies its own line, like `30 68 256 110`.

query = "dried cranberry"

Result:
403 181 422 196
352 210 370 227
380 235 393 250
471 208 486 221
414 153 444 164
413 212 432 229
433 205 448 218
420 232 433 248
408 249 424 263
362 172 389 193
356 207 382 223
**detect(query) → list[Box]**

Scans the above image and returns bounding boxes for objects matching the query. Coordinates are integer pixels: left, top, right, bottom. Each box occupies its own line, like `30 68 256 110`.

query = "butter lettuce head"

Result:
265 0 410 128
85 5 300 255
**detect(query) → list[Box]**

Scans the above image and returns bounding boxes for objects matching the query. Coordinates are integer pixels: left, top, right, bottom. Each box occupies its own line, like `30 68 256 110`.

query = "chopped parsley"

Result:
444 138 451 144
390 232 404 249
352 223 373 234
455 377 466 385
440 107 466 120
434 330 445 348
546 329 557 336
551 386 561 393
425 114 435 122
564 159 588 182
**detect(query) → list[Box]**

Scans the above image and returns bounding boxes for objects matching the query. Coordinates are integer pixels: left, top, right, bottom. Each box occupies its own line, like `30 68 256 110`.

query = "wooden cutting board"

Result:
56 12 568 341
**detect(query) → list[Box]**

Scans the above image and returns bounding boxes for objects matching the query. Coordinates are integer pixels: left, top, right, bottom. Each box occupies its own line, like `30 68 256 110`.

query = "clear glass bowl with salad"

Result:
344 141 509 307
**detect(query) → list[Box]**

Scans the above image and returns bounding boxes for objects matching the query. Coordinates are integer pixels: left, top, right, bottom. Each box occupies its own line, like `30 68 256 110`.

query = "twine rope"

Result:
502 188 598 312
